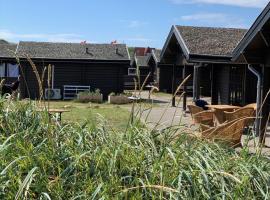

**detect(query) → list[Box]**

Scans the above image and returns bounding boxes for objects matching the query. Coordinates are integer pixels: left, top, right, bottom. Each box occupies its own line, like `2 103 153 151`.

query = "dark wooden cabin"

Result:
16 41 130 99
0 42 19 84
130 54 155 86
232 2 270 142
124 47 156 89
160 25 248 107
147 49 162 88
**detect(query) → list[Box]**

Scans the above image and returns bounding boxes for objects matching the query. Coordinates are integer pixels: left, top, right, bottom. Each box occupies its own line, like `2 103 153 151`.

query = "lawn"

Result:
44 101 132 131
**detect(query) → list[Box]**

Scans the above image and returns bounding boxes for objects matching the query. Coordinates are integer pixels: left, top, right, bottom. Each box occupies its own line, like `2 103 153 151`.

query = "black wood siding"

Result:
20 60 128 99
212 65 230 104
159 65 173 93
199 66 211 97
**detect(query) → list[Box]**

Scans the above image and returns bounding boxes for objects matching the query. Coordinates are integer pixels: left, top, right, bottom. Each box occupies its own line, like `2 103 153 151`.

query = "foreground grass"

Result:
0 99 270 199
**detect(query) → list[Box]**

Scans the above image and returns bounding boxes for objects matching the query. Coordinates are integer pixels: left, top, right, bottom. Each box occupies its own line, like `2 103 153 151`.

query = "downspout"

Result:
248 64 262 136
52 65 55 89
193 65 198 102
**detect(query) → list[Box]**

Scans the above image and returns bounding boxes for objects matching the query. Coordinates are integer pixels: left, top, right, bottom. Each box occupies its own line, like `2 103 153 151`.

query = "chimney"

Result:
86 47 89 54
115 48 119 54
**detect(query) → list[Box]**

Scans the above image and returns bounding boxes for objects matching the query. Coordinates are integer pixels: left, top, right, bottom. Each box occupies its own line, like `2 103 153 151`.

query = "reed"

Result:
0 98 269 199
25 54 44 101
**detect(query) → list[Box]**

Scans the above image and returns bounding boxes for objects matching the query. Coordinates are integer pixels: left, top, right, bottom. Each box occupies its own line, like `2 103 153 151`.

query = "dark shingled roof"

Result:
0 39 9 45
0 43 17 58
232 2 270 60
176 26 247 57
135 54 150 67
17 41 130 60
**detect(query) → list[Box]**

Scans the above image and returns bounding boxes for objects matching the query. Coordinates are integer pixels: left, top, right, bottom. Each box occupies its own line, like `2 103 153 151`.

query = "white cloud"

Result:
0 29 85 43
181 13 227 21
122 37 154 42
118 36 156 46
169 0 269 8
178 13 248 28
128 20 144 28
120 20 148 28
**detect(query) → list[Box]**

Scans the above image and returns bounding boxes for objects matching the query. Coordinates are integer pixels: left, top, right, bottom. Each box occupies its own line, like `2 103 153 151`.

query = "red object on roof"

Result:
111 40 117 45
134 47 154 56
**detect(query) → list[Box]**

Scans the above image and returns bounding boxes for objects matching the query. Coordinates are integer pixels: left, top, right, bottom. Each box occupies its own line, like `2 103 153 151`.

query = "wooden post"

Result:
193 63 201 102
193 65 196 102
183 65 187 111
172 64 176 107
210 64 217 105
196 65 200 100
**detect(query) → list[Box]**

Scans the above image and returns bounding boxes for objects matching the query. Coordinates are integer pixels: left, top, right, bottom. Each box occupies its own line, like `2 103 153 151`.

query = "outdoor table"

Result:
128 96 141 124
37 108 70 121
206 105 240 125
145 85 154 99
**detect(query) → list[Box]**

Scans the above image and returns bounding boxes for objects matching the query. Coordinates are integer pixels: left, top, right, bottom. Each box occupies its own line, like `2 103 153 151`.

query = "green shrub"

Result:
0 99 270 199
76 89 103 103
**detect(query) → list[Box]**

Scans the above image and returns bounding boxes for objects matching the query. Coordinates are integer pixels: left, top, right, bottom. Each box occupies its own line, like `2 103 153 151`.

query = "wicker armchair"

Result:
244 103 257 110
200 124 211 131
193 111 214 126
187 105 204 118
224 107 255 126
200 119 246 147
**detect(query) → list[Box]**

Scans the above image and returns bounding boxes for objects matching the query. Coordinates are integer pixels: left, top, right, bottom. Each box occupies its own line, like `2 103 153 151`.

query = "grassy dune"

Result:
0 99 270 199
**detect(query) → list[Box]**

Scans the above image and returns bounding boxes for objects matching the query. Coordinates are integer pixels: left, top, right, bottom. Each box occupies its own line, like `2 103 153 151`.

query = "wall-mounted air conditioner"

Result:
45 88 62 100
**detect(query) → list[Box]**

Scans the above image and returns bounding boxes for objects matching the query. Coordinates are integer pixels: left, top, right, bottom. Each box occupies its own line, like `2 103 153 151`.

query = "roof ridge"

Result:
175 25 248 31
18 41 127 46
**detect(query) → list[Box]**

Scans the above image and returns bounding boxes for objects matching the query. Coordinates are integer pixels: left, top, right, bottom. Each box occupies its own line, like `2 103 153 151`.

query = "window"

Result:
7 64 19 77
128 68 136 76
0 64 5 77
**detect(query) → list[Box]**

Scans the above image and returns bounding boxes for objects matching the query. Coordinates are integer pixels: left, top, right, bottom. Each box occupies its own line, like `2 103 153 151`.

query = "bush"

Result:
77 89 103 103
0 99 270 199
108 92 133 104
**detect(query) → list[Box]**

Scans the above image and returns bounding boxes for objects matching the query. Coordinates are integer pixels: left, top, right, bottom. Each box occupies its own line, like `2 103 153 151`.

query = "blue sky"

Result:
0 0 268 48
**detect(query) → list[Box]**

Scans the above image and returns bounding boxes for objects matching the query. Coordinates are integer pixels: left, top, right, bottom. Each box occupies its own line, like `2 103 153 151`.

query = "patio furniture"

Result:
187 104 204 118
63 85 90 100
244 103 257 110
205 105 240 125
37 108 70 121
200 124 211 132
200 118 246 147
145 85 154 99
224 107 255 126
193 110 214 126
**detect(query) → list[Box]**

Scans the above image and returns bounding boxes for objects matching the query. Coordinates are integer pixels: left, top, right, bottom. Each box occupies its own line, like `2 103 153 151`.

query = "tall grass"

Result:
0 98 270 199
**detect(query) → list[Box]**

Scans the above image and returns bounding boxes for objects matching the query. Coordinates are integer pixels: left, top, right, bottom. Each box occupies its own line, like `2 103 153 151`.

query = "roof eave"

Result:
232 2 270 61
160 26 192 63
188 54 232 64
17 57 131 63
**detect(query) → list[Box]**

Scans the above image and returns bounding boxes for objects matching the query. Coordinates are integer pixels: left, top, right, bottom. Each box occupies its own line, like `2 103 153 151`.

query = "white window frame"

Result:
128 68 137 76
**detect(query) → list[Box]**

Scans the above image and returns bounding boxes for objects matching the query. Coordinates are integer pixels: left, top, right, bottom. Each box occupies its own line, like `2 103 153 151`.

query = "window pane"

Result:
0 64 5 77
7 64 19 77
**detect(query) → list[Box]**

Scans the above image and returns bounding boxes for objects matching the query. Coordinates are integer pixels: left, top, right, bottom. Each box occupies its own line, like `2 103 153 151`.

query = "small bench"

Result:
37 108 70 121
63 85 90 100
